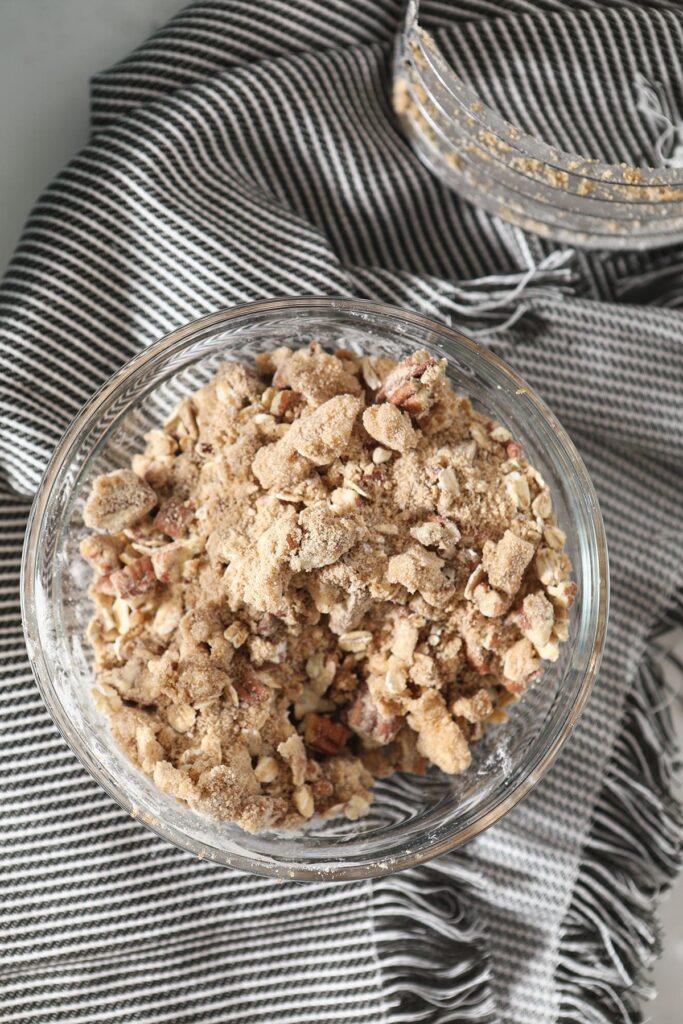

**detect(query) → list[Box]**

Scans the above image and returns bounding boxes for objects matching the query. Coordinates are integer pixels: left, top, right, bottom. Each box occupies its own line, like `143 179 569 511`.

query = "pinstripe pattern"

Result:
2 2 682 1022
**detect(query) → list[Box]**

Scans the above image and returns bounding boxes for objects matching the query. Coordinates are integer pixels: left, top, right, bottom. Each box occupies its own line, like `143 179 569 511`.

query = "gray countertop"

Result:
1 3 681 1021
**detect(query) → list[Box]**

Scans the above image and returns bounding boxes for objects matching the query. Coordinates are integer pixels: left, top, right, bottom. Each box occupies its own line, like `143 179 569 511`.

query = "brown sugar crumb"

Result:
82 345 575 832
83 469 157 532
362 404 417 452
288 395 362 465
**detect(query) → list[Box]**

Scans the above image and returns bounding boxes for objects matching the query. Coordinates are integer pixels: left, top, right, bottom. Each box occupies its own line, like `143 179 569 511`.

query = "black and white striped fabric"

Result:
1 2 682 1022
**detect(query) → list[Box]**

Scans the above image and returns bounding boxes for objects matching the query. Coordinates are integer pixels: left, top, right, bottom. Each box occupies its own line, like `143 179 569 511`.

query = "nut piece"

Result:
153 499 193 538
546 580 578 609
288 395 362 466
151 541 194 583
80 534 123 575
535 546 564 586
362 403 417 452
503 638 541 690
472 584 509 618
518 591 554 650
302 713 350 755
376 350 445 418
270 388 301 418
233 672 270 705
224 621 250 648
410 516 460 557
482 530 535 597
83 470 157 532
347 686 402 747
110 556 157 599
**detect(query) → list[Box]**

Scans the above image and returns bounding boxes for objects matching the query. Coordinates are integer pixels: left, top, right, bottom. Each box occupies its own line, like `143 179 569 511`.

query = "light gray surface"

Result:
0 0 183 272
0 3 680 1020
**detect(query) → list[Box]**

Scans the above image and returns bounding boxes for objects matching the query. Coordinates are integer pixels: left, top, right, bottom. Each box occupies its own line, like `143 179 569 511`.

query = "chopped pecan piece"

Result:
80 534 123 575
153 499 193 538
346 686 402 747
375 350 445 418
517 591 554 650
151 541 194 583
503 637 541 692
234 673 271 705
302 713 350 755
109 556 157 599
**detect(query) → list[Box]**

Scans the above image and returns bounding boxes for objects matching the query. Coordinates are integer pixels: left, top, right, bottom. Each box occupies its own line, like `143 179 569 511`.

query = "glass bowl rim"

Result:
21 296 609 881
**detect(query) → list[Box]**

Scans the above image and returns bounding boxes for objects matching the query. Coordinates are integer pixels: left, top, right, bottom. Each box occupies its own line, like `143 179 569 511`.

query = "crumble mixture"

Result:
82 344 576 832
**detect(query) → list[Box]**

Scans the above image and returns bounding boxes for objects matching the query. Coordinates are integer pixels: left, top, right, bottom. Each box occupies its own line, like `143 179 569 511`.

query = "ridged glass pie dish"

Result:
393 0 683 250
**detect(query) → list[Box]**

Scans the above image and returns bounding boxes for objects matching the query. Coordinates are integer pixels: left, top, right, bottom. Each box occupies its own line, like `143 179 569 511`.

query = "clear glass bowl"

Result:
394 0 683 250
21 297 608 880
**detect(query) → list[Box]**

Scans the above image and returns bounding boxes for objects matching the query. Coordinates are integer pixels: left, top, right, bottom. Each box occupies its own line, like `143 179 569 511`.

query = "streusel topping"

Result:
82 344 575 832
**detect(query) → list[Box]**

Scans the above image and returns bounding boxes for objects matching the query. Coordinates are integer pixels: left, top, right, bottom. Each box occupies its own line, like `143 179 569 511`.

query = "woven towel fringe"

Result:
346 250 575 335
634 74 683 169
557 590 683 1024
371 865 497 1022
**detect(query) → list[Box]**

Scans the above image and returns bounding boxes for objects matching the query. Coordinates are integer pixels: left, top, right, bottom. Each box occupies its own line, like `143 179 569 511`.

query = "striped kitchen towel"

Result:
1 2 682 1023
